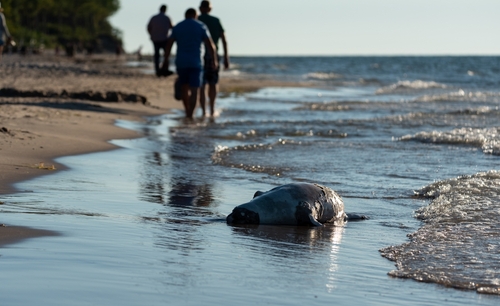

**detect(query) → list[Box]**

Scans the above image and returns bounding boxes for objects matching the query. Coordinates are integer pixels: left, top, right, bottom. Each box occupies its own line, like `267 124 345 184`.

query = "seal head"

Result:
226 183 346 226
226 207 260 224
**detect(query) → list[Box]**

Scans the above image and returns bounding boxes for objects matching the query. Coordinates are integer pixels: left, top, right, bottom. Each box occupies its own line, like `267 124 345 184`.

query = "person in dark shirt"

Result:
165 8 217 118
198 0 229 117
147 5 173 77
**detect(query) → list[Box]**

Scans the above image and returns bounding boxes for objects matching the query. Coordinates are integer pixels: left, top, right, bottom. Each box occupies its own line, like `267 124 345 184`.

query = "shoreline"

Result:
0 53 308 245
0 54 177 195
0 54 178 246
0 224 60 247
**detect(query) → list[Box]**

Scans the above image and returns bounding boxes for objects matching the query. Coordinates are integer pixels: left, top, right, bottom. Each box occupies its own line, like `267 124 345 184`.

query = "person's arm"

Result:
164 37 175 61
1 13 10 38
220 32 229 70
147 18 152 36
204 37 218 69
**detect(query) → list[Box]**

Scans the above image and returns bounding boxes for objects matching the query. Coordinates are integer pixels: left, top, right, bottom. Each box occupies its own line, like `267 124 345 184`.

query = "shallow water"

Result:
1 56 500 304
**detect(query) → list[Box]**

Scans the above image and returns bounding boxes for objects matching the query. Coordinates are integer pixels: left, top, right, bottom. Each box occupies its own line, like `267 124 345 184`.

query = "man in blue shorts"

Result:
198 0 229 117
165 8 217 118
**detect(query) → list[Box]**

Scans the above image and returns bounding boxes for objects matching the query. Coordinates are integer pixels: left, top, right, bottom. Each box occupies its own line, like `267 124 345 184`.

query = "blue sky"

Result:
110 0 500 55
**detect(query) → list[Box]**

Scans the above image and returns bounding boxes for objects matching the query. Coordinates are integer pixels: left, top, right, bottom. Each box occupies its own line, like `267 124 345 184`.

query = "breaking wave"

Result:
211 140 309 176
303 72 342 80
293 102 351 112
376 80 447 94
416 90 500 103
380 171 500 294
399 127 500 155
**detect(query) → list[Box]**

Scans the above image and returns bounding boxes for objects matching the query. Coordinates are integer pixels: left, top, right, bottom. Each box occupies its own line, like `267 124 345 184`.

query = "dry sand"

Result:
0 53 306 245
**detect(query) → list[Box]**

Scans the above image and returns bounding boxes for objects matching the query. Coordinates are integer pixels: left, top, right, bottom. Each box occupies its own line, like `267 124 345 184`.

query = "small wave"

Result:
212 122 348 140
303 72 342 80
380 171 500 294
211 139 303 176
448 106 496 115
358 78 382 85
417 90 500 103
220 69 242 77
399 127 500 155
293 102 351 112
376 80 447 94
414 170 500 222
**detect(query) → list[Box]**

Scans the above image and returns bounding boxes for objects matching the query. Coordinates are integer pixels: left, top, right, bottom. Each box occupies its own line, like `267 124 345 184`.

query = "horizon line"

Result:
141 53 500 57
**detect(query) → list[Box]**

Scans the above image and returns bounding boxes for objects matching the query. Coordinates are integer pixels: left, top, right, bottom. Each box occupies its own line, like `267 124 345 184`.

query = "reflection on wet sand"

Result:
137 118 218 261
230 224 343 253
137 118 217 209
139 152 169 205
168 182 214 208
230 223 344 291
136 116 346 294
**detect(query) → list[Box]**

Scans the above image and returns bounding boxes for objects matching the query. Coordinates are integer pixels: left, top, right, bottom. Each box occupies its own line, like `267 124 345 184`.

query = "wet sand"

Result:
0 224 59 247
0 53 305 245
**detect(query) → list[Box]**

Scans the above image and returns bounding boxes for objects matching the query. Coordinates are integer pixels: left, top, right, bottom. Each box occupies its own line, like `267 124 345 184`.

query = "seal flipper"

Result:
253 191 264 198
296 201 322 226
308 214 323 226
345 213 369 221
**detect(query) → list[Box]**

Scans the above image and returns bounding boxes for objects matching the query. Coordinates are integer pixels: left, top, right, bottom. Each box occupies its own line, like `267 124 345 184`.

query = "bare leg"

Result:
182 83 201 118
208 83 218 117
181 84 191 118
153 42 161 76
187 86 198 118
199 84 207 117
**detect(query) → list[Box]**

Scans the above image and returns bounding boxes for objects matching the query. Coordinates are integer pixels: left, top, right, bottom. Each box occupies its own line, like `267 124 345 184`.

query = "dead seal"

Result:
226 183 366 226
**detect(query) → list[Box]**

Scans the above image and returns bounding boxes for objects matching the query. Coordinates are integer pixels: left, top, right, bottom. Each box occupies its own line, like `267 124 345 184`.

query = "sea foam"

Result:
399 127 500 155
376 80 447 94
303 72 342 80
380 171 500 294
416 90 500 103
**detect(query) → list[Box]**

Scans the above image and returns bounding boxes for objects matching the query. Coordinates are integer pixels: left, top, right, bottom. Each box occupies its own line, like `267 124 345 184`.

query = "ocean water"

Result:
1 56 500 304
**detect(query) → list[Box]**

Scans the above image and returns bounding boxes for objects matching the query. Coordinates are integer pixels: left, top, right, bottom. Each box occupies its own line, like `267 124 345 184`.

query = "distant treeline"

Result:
1 0 122 54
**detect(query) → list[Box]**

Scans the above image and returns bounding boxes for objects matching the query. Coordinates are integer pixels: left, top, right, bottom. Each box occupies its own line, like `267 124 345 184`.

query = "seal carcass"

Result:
226 183 347 226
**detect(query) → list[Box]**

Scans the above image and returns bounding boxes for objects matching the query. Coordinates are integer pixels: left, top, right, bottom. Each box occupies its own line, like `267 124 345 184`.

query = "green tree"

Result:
1 0 122 55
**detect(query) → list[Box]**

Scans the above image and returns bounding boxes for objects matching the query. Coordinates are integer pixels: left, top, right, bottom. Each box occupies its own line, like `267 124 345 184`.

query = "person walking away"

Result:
198 0 229 117
0 2 12 62
165 8 217 119
147 4 173 77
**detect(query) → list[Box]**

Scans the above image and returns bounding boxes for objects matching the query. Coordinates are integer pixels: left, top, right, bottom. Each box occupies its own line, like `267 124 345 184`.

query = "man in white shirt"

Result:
0 2 12 61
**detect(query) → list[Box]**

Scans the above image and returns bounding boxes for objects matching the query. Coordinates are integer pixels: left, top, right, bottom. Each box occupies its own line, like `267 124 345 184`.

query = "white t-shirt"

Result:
0 13 10 43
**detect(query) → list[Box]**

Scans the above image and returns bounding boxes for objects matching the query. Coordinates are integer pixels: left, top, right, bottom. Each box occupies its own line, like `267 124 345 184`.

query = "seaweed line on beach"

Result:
0 87 148 104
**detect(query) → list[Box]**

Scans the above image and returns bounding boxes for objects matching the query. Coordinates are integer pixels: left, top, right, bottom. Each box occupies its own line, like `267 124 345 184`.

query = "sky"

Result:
109 0 500 56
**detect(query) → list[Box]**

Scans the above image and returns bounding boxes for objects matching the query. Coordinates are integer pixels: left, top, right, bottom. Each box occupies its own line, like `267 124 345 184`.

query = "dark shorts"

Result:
177 68 203 88
153 40 167 51
203 55 220 85
0 39 4 46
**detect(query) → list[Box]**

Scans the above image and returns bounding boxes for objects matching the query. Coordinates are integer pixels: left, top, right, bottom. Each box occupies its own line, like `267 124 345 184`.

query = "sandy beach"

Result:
1 54 499 304
0 53 303 245
0 54 181 192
